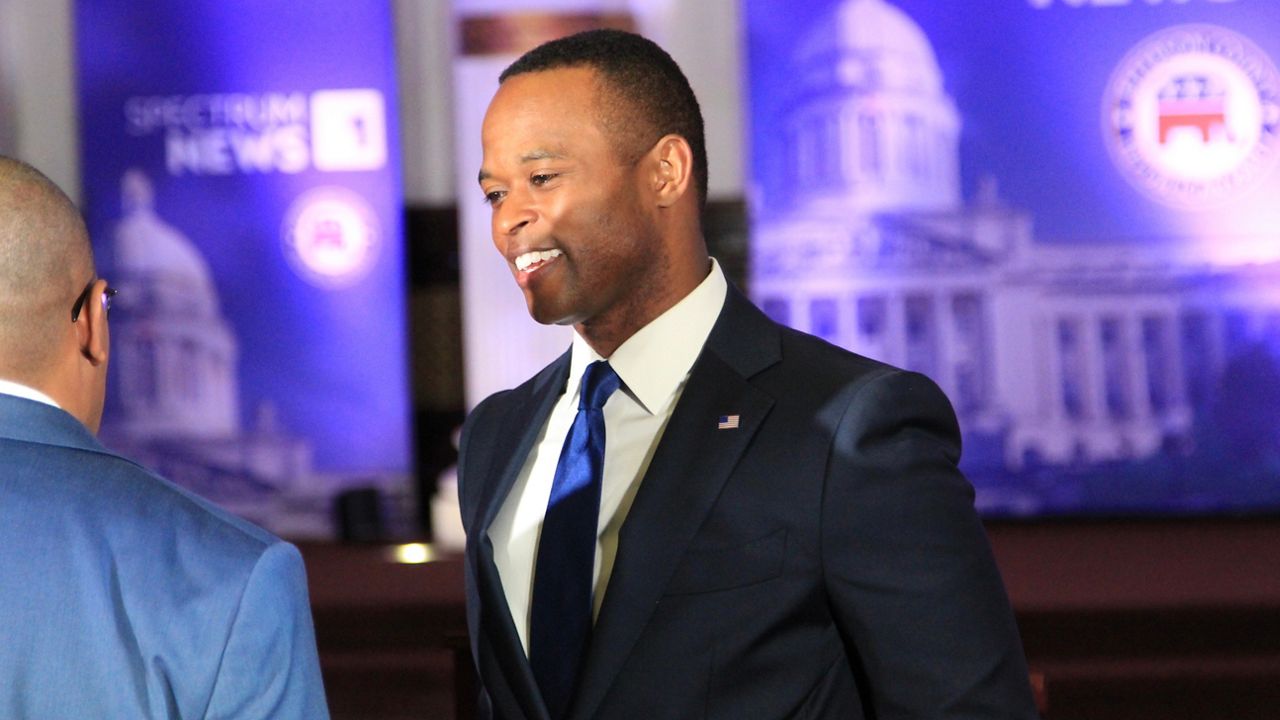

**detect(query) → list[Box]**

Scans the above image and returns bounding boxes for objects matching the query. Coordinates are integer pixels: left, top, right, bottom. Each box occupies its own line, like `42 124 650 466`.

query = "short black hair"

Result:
500 29 708 208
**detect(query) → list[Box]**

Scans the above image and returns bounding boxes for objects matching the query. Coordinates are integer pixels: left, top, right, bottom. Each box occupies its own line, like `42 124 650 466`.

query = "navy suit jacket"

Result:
459 285 1038 720
0 394 329 719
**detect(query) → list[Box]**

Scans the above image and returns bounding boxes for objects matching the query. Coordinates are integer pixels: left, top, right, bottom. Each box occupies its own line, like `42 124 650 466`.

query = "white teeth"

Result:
514 248 563 272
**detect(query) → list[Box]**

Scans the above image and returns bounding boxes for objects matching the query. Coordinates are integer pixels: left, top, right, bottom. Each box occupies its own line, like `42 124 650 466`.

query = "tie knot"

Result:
578 361 621 412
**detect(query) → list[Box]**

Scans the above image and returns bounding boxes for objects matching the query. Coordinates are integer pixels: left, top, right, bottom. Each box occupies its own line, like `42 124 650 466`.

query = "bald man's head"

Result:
0 156 94 383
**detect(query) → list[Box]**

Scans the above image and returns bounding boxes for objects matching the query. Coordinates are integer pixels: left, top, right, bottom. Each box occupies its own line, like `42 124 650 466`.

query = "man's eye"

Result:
530 173 557 186
483 190 505 206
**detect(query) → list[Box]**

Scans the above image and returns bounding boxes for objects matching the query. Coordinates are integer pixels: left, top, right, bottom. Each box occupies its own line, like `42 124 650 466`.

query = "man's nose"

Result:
496 199 536 236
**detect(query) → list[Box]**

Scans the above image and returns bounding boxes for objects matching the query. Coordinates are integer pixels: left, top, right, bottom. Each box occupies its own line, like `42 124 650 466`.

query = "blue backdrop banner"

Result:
77 1 410 536
745 0 1280 515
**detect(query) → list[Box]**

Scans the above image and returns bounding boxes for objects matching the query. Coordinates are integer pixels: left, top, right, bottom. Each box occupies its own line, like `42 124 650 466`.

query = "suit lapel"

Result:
475 351 570 536
570 286 781 720
473 352 571 720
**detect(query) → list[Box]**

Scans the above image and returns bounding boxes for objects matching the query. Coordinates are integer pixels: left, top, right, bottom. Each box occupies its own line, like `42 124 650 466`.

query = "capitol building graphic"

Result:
751 0 1280 512
98 169 371 536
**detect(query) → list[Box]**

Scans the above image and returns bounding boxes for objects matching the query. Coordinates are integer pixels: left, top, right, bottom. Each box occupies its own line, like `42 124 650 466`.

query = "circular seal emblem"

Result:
281 187 380 288
1103 24 1280 210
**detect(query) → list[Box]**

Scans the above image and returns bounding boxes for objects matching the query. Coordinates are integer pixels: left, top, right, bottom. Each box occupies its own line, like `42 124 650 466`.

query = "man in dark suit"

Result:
460 30 1038 720
0 156 329 718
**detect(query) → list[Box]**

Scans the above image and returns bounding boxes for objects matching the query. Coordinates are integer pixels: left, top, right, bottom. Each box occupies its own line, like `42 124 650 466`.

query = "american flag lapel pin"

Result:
717 414 740 430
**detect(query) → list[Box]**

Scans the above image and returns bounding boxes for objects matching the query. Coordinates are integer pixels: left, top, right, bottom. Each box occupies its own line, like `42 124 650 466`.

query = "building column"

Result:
1082 313 1108 429
793 293 810 337
151 338 169 417
1204 311 1227 379
1045 313 1067 424
935 289 957 400
885 291 906 369
1029 311 1065 463
1163 310 1189 414
1125 313 1151 422
845 292 866 357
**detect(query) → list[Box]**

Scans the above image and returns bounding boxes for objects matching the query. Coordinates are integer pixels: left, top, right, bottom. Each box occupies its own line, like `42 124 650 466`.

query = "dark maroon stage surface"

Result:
301 517 1280 720
988 518 1280 720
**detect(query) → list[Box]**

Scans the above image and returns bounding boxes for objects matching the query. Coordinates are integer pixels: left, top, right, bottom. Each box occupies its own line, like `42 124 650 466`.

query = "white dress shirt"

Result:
489 259 728 655
0 378 60 408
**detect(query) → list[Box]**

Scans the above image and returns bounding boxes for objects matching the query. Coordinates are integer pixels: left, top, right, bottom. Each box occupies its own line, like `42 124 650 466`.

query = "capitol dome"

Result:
109 168 239 440
796 0 944 95
114 169 218 313
775 0 961 216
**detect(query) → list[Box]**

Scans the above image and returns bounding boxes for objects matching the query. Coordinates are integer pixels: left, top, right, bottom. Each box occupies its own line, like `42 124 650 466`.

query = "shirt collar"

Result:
568 258 728 415
0 377 61 409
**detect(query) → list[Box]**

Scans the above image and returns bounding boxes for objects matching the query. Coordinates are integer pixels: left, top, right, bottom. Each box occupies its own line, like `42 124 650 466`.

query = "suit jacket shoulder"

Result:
0 395 329 719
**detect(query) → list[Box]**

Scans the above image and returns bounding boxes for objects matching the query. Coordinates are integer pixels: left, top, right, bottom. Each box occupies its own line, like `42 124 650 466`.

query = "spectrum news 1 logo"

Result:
123 89 389 177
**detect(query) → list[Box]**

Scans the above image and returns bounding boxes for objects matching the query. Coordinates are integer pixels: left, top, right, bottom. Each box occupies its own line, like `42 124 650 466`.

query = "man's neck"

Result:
574 254 714 358
0 376 62 409
578 260 711 356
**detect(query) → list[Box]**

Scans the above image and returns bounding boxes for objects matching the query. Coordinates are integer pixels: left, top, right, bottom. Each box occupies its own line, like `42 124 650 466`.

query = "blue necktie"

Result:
529 360 621 719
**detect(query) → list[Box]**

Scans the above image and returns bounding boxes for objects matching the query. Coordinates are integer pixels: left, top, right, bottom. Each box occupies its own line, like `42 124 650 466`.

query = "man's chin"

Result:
524 298 581 327
529 310 580 327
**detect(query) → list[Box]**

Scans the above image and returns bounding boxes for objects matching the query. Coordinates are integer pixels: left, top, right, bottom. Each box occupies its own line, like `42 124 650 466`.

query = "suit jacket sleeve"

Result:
457 392 507 720
457 396 484 537
205 541 330 720
822 369 1038 719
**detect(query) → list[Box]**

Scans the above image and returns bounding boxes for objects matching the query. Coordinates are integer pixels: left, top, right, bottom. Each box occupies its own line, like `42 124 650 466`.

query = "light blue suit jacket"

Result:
0 394 329 719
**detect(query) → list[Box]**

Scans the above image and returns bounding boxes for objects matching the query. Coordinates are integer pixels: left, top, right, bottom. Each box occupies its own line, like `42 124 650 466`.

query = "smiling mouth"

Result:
514 248 563 273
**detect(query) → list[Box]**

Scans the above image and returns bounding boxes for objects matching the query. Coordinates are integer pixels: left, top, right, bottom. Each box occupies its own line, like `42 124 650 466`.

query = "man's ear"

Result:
649 134 694 208
77 278 109 366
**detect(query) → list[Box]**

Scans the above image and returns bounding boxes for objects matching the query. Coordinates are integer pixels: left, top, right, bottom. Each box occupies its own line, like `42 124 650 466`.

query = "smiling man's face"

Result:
478 66 668 340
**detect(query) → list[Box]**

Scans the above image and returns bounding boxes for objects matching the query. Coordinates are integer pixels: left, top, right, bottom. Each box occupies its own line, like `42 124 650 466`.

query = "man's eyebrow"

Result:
478 149 569 184
519 149 566 162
